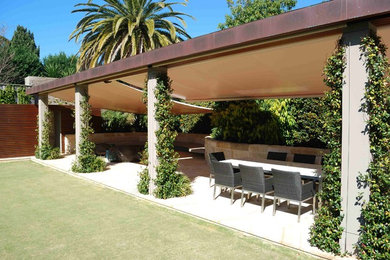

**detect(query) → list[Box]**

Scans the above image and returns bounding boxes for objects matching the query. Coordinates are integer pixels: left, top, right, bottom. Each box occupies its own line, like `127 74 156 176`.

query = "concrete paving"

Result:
33 154 335 259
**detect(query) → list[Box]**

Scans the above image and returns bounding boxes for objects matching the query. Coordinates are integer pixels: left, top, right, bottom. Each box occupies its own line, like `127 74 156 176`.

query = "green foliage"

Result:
284 98 326 148
16 86 31 104
70 0 192 70
10 26 43 84
72 94 106 173
309 42 345 254
137 168 150 195
0 85 17 104
101 110 137 132
137 87 150 194
43 52 77 78
175 101 213 134
35 111 61 160
0 29 15 83
211 100 283 144
357 36 390 260
154 75 192 198
0 85 32 104
219 0 296 29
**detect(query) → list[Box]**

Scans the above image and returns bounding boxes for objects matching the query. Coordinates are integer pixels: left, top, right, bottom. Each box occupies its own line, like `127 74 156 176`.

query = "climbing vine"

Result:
357 35 390 260
71 94 105 173
309 42 345 254
35 110 60 160
137 82 150 194
137 75 192 198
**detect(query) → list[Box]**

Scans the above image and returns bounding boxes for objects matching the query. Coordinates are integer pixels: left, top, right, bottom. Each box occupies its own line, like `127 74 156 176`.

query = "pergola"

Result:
27 0 390 253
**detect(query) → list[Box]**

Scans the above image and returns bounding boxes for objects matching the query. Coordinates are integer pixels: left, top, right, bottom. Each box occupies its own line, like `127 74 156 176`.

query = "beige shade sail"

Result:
49 80 212 115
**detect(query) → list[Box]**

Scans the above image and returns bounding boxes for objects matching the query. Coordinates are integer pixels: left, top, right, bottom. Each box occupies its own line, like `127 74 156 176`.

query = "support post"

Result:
147 67 167 195
340 22 375 253
54 110 62 153
38 93 48 150
75 85 88 157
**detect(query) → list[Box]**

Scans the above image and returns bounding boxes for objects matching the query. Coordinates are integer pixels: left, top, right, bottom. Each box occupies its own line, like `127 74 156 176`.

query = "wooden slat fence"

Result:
0 104 38 158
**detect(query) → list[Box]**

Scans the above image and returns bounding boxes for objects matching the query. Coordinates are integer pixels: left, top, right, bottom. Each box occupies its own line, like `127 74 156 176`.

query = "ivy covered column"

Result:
340 22 375 253
38 93 49 150
147 67 166 195
75 85 88 157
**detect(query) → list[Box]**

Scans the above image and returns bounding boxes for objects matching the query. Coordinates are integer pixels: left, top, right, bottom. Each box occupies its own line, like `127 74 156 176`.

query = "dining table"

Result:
221 159 323 190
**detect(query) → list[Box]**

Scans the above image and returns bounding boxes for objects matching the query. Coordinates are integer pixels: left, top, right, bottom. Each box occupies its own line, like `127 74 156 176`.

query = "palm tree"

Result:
70 0 193 70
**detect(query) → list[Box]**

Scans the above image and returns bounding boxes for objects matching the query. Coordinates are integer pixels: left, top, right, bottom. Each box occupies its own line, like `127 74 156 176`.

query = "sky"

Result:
0 0 324 59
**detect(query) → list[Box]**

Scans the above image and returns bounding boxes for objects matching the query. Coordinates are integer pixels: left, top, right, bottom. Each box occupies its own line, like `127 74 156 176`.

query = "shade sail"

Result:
49 80 212 115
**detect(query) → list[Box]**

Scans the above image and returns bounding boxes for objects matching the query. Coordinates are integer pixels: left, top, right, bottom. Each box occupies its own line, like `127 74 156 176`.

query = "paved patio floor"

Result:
33 154 333 259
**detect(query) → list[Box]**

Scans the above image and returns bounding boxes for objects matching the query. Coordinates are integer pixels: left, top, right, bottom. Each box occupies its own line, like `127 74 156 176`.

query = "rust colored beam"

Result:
27 0 390 95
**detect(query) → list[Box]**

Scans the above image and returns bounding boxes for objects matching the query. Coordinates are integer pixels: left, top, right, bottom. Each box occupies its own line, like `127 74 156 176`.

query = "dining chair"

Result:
208 152 225 187
271 168 316 222
239 164 273 212
267 151 288 161
211 160 242 204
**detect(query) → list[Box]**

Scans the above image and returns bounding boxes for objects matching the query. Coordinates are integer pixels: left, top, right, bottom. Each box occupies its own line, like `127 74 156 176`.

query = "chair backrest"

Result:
271 169 302 201
211 160 235 187
209 152 225 162
293 154 316 164
208 152 225 175
267 151 287 161
239 164 266 193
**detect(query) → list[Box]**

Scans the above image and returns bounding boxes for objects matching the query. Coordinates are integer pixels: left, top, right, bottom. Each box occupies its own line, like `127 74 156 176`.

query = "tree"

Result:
219 0 296 29
10 26 43 84
43 52 78 78
70 0 193 69
0 26 16 84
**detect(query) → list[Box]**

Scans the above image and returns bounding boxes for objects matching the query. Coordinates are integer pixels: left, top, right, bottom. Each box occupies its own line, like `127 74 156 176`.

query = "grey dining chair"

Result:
271 168 316 222
211 160 242 204
208 152 239 187
208 152 225 187
239 164 273 212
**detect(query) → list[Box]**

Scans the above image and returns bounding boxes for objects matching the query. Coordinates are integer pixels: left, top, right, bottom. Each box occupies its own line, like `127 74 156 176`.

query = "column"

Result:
75 85 88 157
340 22 375 253
54 110 62 153
38 93 48 149
147 67 167 195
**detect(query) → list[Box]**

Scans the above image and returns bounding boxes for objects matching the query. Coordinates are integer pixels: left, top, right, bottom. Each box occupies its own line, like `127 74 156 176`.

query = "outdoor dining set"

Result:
208 152 322 222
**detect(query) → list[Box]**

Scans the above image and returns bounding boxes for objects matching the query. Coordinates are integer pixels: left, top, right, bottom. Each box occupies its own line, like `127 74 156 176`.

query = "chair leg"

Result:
261 194 265 213
277 198 281 206
241 190 245 207
298 202 302 223
209 174 212 187
231 188 235 205
287 200 290 208
273 197 277 216
213 185 217 200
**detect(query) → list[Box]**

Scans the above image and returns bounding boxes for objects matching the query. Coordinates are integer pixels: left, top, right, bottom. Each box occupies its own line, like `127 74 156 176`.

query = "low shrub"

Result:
137 168 150 195
71 155 105 173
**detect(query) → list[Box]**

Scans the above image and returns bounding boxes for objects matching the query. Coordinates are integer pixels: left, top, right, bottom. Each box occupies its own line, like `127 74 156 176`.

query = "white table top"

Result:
221 159 321 178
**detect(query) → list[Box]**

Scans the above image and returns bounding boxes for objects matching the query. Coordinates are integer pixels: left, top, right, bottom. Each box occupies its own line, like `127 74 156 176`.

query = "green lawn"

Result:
0 161 315 259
